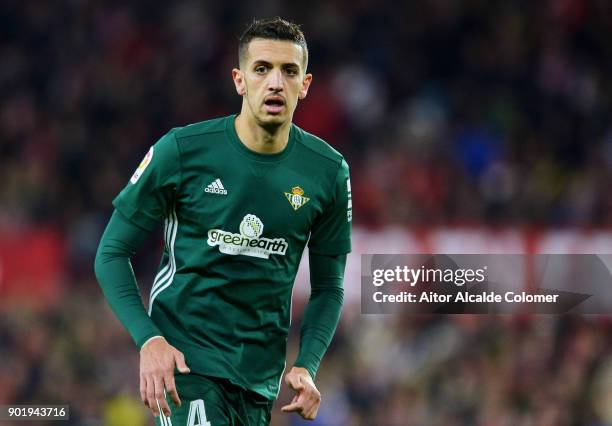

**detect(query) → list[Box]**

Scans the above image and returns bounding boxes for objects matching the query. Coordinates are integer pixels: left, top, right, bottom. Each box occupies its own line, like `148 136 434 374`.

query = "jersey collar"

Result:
225 114 297 163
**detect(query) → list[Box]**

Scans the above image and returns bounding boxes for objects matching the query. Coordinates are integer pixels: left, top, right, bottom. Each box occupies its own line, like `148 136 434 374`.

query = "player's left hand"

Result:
281 367 321 420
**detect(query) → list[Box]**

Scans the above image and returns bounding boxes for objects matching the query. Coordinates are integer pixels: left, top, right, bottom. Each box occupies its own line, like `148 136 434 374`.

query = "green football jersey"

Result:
113 115 351 399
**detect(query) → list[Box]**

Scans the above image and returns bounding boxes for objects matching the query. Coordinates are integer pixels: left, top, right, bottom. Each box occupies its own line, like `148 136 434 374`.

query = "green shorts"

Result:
154 374 273 426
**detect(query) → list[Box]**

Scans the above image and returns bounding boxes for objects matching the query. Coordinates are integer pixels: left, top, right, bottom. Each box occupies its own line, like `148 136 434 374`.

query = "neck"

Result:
234 109 291 154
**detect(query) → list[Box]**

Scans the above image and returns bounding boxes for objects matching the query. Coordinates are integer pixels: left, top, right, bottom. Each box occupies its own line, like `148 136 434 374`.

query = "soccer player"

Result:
94 17 351 425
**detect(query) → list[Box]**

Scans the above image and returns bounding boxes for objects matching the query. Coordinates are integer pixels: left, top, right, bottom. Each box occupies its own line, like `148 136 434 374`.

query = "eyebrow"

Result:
252 60 300 69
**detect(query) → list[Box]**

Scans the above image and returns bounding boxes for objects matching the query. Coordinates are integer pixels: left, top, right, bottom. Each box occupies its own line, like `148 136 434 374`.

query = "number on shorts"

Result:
187 399 211 426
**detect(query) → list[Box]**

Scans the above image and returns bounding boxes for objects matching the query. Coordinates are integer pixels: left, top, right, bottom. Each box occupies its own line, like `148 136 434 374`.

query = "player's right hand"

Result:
139 336 190 417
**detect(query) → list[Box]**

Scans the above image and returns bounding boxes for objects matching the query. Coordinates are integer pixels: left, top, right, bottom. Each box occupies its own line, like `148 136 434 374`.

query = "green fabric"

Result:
98 115 351 399
154 374 273 426
112 129 182 232
94 210 162 349
294 253 346 379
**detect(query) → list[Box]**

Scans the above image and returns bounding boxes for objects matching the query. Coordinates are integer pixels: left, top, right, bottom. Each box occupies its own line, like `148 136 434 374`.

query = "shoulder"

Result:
172 116 230 140
294 125 348 170
151 117 229 165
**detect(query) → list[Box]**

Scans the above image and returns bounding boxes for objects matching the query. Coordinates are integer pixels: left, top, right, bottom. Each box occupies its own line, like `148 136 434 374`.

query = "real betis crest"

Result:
285 186 310 211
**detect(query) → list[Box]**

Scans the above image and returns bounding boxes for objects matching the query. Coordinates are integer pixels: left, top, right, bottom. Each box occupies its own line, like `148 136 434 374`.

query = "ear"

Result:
232 68 246 96
298 73 313 100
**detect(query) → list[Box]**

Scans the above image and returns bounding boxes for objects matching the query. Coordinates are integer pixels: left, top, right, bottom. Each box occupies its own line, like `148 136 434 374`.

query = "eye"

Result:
285 68 298 76
254 65 268 74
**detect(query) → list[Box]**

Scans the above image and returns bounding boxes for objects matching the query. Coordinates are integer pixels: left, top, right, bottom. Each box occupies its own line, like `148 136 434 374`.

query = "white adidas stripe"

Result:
155 399 173 426
149 207 177 313
150 213 174 296
155 399 165 425
148 207 178 315
215 178 225 189
150 216 172 292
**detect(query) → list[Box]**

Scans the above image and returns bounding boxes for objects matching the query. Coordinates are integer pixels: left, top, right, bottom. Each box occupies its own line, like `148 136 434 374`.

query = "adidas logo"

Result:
205 178 228 195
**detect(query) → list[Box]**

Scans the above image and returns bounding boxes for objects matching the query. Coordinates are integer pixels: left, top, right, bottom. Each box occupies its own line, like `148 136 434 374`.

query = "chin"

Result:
258 113 288 128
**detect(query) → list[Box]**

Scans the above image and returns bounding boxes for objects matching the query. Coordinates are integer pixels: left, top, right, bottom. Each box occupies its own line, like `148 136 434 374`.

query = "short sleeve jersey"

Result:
113 115 352 399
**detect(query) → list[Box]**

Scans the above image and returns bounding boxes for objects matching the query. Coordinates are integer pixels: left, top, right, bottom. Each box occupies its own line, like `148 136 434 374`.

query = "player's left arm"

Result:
281 252 346 420
282 158 351 420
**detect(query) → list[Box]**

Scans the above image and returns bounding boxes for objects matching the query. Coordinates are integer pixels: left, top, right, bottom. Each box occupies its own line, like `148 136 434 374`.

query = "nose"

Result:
267 69 283 91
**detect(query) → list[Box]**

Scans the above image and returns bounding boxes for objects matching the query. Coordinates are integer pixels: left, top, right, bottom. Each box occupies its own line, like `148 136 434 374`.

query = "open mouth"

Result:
264 96 285 114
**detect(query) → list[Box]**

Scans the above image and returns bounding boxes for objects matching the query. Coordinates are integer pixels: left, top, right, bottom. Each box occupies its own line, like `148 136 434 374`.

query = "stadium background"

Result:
1 0 612 425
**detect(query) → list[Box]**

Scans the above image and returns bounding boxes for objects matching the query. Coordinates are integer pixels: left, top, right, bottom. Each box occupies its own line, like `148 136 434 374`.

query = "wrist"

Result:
293 359 317 380
291 366 313 380
139 335 165 352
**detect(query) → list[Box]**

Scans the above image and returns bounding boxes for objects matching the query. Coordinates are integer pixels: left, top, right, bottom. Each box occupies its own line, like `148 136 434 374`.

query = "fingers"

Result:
174 350 191 374
155 399 166 421
298 390 321 420
140 374 148 407
154 375 172 417
281 393 321 419
164 350 188 409
303 398 321 420
281 395 303 414
165 372 181 408
140 340 189 418
144 373 180 417
280 403 302 414
282 374 321 420
146 376 159 417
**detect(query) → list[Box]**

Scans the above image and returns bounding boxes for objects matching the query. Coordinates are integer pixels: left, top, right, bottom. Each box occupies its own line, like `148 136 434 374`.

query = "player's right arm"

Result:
94 130 188 417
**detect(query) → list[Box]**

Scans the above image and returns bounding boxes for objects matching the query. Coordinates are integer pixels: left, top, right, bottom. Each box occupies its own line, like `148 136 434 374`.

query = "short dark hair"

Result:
238 17 308 69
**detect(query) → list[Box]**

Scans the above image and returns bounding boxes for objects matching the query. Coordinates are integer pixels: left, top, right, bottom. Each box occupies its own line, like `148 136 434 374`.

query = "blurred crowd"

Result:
1 0 612 233
303 313 612 426
4 291 612 426
2 0 612 425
